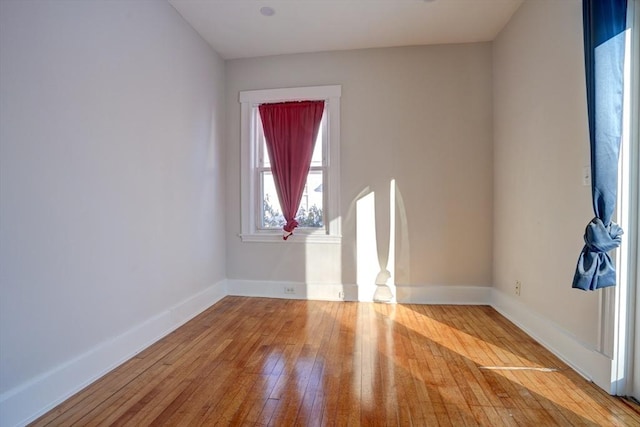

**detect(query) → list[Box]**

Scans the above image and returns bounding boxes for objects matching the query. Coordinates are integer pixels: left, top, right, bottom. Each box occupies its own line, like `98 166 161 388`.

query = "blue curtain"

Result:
573 0 628 291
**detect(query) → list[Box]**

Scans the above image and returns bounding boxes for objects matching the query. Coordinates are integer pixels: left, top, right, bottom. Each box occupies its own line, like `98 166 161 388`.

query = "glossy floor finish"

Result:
32 297 640 426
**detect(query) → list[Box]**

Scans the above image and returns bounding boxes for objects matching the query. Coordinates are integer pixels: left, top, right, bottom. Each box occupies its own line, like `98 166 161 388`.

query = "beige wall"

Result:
226 44 493 290
493 0 600 346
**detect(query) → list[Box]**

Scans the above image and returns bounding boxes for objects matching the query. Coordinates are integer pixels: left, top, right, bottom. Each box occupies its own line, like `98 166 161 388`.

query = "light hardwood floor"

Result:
31 296 640 426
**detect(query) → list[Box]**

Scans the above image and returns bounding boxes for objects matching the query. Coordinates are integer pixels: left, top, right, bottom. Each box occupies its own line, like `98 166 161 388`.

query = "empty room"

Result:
1 0 639 425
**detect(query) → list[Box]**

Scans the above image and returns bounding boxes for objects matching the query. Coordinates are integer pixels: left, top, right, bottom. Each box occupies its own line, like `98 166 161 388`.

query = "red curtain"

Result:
259 100 325 240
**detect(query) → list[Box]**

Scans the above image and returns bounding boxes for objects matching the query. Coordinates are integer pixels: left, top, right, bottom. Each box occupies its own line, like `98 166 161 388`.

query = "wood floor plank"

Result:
29 297 640 426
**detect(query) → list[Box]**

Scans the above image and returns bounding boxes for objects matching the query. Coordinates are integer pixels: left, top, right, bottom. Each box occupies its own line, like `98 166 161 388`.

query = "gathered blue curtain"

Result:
573 0 628 291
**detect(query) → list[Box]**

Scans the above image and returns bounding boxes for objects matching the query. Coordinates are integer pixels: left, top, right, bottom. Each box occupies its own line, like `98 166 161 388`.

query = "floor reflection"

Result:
33 297 640 426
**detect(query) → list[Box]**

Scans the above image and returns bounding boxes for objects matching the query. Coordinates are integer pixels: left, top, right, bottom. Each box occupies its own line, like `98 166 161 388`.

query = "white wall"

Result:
0 0 226 424
493 0 600 349
225 44 494 295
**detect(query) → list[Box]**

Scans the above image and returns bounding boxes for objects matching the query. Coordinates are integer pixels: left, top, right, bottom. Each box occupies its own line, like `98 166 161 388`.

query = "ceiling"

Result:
168 0 524 60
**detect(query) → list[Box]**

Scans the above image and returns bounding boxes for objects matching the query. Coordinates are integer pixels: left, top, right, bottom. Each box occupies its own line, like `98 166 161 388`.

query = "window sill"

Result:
239 232 341 244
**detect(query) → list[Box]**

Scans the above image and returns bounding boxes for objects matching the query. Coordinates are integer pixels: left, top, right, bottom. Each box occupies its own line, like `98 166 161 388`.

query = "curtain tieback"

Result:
283 219 299 240
583 218 623 253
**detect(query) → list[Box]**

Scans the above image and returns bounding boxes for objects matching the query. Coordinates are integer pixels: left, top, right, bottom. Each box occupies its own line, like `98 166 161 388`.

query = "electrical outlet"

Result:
338 291 345 300
515 281 522 296
284 286 295 294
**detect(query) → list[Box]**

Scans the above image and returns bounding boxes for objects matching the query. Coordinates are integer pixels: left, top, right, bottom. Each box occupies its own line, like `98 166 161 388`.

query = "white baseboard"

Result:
227 279 359 301
490 289 612 391
227 280 494 306
396 284 493 304
0 280 227 427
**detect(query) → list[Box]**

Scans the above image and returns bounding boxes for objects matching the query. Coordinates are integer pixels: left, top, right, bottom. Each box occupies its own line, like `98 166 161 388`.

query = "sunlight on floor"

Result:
377 303 629 425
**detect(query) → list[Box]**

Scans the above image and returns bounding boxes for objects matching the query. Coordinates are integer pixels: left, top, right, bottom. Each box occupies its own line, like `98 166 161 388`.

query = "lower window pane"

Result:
261 170 323 229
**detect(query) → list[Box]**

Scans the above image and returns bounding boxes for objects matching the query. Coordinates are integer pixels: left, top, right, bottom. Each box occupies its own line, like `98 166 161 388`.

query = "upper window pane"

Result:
310 111 325 167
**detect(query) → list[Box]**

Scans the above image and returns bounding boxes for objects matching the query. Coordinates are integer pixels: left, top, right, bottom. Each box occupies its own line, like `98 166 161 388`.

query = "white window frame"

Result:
239 85 341 243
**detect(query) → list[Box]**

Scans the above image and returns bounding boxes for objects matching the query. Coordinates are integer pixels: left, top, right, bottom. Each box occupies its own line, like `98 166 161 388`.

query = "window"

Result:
258 107 326 230
239 85 341 243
